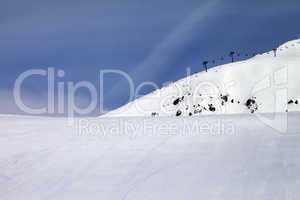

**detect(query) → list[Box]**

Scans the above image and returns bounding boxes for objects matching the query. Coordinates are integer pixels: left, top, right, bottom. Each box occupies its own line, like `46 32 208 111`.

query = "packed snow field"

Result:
0 113 300 200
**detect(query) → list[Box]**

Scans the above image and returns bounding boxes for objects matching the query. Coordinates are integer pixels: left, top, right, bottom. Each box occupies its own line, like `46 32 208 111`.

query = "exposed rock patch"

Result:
245 97 258 113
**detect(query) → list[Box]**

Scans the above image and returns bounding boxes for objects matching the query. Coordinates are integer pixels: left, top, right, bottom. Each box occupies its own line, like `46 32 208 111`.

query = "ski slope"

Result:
1 39 300 199
0 113 300 200
106 39 300 117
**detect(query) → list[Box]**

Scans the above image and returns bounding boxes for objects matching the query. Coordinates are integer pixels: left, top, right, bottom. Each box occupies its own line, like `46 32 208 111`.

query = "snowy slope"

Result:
105 39 300 117
1 39 300 200
0 113 300 200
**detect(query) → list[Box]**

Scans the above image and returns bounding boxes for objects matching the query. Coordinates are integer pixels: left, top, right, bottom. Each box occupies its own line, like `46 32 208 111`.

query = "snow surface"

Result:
0 113 300 200
105 39 300 117
1 39 300 200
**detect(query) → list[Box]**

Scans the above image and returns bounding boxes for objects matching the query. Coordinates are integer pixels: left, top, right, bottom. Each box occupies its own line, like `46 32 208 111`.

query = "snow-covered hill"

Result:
106 39 300 117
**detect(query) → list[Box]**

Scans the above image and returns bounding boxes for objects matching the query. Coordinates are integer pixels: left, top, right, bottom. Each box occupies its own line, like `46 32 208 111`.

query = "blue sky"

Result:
1 0 300 115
